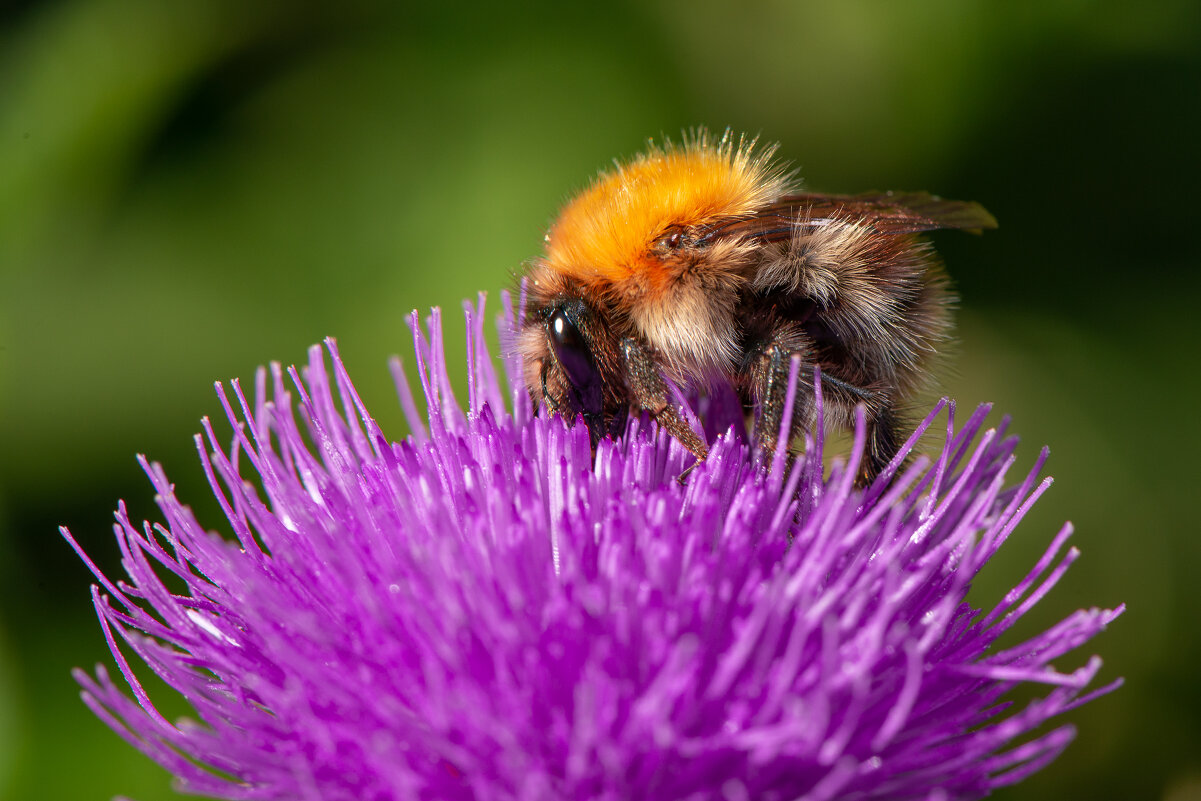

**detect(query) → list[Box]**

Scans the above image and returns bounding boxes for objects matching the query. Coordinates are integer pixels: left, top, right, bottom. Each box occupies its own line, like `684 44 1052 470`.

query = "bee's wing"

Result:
704 191 997 243
784 191 998 234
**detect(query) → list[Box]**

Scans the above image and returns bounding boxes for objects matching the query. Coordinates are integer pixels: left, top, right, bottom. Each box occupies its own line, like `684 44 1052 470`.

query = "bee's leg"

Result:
619 338 709 465
749 339 897 485
748 342 811 465
863 403 903 485
538 359 560 413
807 370 901 484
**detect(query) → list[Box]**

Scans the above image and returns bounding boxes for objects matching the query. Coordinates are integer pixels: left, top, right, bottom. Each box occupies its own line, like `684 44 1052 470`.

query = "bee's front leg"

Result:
537 359 560 413
618 338 709 467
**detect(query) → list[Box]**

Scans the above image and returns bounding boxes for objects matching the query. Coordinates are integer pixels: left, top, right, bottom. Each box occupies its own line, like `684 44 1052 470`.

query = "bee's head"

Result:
520 296 628 447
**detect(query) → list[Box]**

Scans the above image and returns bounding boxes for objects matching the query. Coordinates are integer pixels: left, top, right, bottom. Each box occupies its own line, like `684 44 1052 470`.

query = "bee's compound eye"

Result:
546 307 602 411
549 308 585 353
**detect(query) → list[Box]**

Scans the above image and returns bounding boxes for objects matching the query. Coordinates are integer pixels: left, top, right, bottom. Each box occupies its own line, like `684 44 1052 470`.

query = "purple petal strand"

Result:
65 291 1120 801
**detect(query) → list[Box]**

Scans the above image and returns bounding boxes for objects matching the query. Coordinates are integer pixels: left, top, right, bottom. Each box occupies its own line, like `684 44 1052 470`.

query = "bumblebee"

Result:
519 130 995 481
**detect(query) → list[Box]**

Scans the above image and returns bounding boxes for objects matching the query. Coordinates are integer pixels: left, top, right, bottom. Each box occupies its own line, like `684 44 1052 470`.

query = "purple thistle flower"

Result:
64 292 1121 801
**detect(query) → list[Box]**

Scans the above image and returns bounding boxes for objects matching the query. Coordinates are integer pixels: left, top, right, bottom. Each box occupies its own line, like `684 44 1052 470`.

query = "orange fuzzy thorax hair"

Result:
543 132 794 285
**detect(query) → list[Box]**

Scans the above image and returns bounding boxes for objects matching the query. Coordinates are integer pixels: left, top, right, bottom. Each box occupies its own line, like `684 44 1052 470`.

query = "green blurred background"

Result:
1 1 1198 798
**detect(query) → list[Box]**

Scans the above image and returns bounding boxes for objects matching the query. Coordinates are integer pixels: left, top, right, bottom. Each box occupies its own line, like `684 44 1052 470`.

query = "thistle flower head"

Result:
65 292 1121 801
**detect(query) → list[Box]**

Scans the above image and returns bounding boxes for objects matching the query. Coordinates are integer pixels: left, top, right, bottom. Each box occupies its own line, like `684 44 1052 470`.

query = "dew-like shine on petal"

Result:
64 292 1120 801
